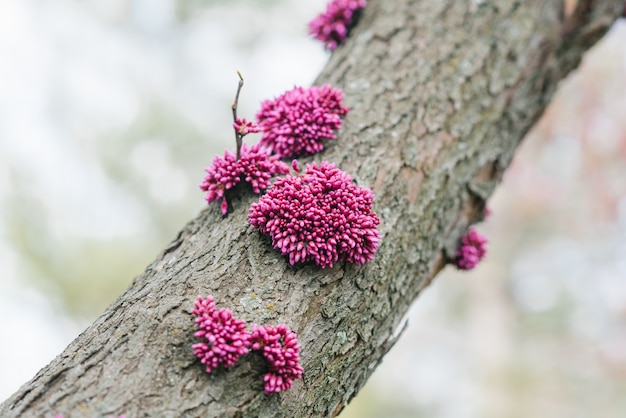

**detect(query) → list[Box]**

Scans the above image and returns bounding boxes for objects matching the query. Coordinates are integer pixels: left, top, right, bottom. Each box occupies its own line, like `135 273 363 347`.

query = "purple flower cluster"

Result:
255 85 349 159
233 118 261 136
191 295 304 394
199 143 289 215
249 161 380 268
191 295 251 373
308 0 366 51
453 228 488 270
251 324 304 394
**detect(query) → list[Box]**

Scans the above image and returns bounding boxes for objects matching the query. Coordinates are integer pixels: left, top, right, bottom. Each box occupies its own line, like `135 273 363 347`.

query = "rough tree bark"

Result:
2 1 622 417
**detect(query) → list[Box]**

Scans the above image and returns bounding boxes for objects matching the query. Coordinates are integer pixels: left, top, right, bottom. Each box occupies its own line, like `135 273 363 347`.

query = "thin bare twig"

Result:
232 71 244 160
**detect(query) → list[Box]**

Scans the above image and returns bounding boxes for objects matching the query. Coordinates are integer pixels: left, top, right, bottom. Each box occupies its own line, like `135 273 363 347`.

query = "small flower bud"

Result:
453 228 488 270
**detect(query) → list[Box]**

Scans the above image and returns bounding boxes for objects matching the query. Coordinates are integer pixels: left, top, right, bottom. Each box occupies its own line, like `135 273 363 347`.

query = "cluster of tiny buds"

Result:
201 74 353 218
199 142 289 215
249 161 380 268
453 228 488 270
192 295 251 373
250 324 304 394
191 295 303 394
309 0 367 51
256 85 349 159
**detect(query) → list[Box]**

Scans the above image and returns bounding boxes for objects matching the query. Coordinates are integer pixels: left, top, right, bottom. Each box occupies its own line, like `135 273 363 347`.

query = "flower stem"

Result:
232 71 244 160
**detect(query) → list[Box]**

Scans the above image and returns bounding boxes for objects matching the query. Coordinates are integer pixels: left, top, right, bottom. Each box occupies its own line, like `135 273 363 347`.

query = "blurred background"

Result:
0 1 625 417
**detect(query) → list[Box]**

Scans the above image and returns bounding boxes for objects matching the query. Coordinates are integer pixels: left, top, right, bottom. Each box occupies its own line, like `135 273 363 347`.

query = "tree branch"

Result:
1 1 621 417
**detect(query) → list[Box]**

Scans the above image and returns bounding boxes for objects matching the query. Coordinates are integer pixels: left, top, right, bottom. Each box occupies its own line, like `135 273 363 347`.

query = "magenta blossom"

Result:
255 85 349 159
250 324 304 394
200 143 289 215
233 118 261 136
308 0 366 51
249 161 380 268
453 228 488 270
191 295 251 374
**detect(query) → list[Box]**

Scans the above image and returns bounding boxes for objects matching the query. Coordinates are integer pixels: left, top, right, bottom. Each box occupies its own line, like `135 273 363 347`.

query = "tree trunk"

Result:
2 1 621 417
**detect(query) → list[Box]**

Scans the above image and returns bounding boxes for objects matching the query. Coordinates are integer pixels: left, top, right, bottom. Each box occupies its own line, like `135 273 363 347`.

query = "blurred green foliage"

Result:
5 98 221 318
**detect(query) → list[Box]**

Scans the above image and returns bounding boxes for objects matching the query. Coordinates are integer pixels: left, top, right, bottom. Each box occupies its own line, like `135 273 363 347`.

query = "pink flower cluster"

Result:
199 143 289 215
256 85 349 159
453 228 488 270
191 295 304 394
192 295 251 373
233 118 260 136
308 0 366 51
251 324 304 394
249 161 380 268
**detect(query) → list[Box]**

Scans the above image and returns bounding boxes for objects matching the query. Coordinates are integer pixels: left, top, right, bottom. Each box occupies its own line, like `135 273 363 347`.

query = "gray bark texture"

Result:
2 1 622 417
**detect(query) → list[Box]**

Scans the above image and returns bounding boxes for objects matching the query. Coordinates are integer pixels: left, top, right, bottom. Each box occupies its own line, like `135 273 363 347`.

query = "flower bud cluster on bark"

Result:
250 324 304 394
249 161 380 269
198 72 381 269
191 295 252 373
308 0 367 51
199 142 288 215
256 84 348 159
453 228 488 270
191 296 303 394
